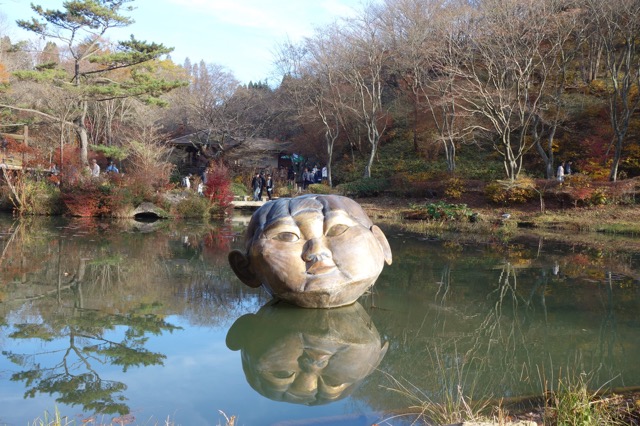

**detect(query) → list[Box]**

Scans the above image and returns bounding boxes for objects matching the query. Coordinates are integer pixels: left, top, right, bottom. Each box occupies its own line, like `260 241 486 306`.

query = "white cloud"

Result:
320 0 361 19
165 0 361 38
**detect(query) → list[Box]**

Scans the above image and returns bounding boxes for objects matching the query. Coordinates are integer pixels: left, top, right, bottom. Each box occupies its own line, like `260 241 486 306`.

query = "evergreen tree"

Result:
10 0 187 165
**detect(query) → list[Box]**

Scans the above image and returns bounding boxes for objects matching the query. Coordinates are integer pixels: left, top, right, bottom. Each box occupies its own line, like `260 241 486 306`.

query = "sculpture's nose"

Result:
302 238 331 263
289 371 319 395
289 350 330 395
300 349 330 370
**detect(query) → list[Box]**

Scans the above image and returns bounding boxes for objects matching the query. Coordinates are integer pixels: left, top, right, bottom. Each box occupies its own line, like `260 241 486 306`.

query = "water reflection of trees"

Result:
0 215 262 417
5 304 178 415
357 236 640 415
0 216 263 323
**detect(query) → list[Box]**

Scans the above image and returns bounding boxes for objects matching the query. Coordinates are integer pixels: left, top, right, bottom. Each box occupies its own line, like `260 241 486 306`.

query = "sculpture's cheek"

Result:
250 240 308 292
328 231 386 281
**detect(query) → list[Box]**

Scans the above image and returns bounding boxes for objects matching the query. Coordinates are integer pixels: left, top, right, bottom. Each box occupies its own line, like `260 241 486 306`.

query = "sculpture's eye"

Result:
326 224 349 237
273 232 299 242
270 370 295 379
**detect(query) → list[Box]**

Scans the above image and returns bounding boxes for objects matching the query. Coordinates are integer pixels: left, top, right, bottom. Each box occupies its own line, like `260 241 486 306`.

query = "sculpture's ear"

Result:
226 313 255 351
228 250 262 288
371 225 392 265
378 341 389 364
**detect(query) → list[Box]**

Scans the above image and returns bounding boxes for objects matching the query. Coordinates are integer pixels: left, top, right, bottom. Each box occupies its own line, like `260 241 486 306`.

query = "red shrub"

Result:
60 177 114 217
61 190 106 217
203 161 234 213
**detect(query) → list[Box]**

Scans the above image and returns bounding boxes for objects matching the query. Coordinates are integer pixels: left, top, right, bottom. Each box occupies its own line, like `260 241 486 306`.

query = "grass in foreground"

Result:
379 367 637 425
542 370 631 426
28 409 236 426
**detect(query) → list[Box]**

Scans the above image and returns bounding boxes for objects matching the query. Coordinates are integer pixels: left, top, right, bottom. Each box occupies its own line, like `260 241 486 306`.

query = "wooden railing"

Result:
0 124 29 145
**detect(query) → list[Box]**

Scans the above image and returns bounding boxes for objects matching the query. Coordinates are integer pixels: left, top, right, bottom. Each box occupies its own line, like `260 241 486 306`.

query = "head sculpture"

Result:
226 301 388 405
228 194 392 308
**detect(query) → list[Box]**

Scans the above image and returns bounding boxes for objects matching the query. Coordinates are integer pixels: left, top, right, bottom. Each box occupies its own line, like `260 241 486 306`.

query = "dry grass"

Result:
359 194 640 246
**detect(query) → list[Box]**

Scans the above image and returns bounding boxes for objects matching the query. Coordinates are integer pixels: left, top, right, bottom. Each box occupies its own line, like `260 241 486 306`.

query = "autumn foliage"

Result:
203 160 234 215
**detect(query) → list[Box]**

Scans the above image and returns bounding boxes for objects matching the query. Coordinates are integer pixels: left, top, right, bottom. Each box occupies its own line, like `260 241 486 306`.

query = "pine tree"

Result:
12 0 187 165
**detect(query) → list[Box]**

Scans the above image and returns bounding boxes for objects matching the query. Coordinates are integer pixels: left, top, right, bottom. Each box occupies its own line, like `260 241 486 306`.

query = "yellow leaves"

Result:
155 58 189 80
0 63 9 84
588 79 609 95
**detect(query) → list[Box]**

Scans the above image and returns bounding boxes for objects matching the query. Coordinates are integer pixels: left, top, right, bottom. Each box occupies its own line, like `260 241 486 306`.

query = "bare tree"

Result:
332 7 393 178
450 0 558 181
274 28 350 187
585 0 640 181
188 62 238 134
532 3 584 179
380 0 468 174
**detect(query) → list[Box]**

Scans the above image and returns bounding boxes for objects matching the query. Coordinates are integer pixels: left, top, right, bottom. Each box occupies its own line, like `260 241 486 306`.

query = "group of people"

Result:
251 172 274 201
556 160 573 182
87 159 119 178
301 165 328 189
181 173 205 195
47 159 118 181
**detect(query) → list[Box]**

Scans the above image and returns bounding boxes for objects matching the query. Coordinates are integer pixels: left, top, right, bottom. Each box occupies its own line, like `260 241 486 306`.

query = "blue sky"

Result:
1 0 365 84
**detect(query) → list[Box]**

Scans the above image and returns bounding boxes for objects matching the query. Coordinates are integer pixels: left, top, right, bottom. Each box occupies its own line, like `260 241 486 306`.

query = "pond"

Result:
0 214 639 425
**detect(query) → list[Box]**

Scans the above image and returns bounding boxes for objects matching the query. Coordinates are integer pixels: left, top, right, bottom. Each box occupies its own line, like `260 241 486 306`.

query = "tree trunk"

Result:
609 135 623 182
364 142 376 179
77 101 89 165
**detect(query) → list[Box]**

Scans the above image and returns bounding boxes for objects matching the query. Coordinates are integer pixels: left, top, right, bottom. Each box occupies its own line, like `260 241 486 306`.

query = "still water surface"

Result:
0 214 639 425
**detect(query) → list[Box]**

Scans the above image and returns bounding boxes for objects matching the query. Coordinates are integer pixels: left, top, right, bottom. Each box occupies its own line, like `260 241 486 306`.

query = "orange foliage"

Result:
0 63 9 84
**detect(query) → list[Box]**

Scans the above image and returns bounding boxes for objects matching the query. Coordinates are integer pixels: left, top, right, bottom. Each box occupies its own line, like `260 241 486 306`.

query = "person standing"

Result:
302 168 313 189
182 173 192 189
258 172 267 200
90 159 100 178
287 166 295 185
265 174 274 200
105 161 119 173
556 161 565 182
564 161 573 176
251 172 262 201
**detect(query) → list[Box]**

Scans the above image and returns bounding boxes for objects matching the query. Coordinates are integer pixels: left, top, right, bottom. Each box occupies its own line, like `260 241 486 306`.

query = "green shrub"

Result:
172 195 211 218
231 182 248 197
457 160 503 180
336 177 390 198
2 173 64 215
307 183 333 194
410 201 473 221
547 372 624 426
276 184 296 198
104 185 137 217
22 179 64 215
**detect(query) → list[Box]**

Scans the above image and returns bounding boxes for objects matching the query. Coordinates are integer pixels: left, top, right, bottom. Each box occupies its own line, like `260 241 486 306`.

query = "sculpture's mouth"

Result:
306 260 337 275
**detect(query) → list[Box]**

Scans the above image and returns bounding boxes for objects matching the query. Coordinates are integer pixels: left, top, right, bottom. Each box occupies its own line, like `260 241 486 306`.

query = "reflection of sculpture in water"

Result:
226 301 388 405
228 194 392 308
